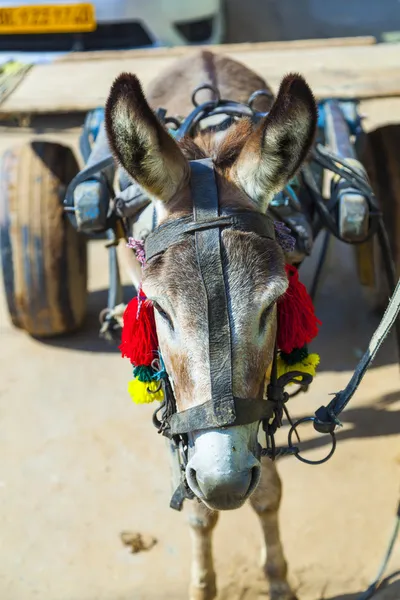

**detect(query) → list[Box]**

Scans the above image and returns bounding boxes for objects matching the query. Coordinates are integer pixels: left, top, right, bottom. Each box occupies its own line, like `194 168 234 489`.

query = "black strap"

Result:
191 159 236 425
145 210 275 261
166 396 275 436
169 482 194 511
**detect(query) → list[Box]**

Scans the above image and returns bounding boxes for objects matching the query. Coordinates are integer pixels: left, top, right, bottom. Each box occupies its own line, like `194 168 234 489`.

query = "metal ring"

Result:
288 417 336 465
148 381 163 394
191 84 221 107
248 89 273 111
164 116 181 130
99 308 110 324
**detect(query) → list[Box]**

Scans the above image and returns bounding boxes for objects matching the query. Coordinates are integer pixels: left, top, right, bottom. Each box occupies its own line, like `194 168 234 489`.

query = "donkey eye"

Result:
259 304 274 333
153 302 174 330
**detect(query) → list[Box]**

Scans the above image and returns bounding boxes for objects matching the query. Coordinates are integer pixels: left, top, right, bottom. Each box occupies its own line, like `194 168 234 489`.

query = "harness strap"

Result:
166 396 275 436
144 210 275 261
191 159 235 425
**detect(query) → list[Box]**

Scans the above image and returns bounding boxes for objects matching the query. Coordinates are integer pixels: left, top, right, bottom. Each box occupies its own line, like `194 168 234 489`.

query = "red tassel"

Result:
119 294 158 366
277 265 321 354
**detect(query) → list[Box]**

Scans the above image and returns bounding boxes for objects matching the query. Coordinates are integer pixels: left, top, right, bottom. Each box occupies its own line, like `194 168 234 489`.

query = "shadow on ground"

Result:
277 390 400 462
321 576 400 599
311 289 398 373
39 286 134 353
299 232 399 373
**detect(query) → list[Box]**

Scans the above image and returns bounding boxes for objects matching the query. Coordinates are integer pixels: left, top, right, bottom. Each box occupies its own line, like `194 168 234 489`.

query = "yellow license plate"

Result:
0 3 96 34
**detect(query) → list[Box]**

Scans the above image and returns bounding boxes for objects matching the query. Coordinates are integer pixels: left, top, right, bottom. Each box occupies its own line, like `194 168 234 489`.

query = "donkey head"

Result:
106 72 317 510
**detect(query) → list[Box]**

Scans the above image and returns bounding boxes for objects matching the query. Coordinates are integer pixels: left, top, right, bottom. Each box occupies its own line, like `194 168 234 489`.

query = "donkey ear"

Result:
233 74 317 211
105 73 189 203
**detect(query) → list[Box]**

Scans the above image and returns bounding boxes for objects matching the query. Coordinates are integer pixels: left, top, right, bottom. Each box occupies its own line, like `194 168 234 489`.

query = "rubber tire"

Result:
357 124 400 311
0 140 88 337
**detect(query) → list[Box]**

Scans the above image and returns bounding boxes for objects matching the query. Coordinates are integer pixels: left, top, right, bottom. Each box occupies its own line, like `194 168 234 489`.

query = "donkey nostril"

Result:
186 467 204 498
186 463 260 504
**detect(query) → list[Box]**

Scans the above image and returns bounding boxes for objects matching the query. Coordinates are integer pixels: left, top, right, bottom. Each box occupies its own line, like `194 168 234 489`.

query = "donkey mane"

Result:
179 118 253 170
161 118 259 218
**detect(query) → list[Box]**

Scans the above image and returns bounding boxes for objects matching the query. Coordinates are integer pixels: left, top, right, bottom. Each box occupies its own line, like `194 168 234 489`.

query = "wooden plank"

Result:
55 36 377 63
0 42 399 117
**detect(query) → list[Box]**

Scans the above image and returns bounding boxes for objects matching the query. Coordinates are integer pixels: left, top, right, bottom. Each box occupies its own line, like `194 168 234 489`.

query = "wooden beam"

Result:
0 62 32 105
0 41 399 118
55 36 377 63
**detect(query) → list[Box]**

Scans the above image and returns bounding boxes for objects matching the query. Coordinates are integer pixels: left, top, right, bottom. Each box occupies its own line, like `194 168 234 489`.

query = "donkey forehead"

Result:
143 229 287 309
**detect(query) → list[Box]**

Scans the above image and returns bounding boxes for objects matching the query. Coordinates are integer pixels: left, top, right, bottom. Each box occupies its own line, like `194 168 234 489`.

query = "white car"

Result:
0 0 224 63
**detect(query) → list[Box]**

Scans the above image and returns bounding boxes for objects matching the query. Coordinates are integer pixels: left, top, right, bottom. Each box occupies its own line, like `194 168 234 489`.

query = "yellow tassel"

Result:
127 378 164 404
276 353 320 384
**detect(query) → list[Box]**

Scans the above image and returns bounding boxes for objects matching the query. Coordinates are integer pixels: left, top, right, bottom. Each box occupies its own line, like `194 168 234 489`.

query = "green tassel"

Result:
280 346 309 366
133 365 154 383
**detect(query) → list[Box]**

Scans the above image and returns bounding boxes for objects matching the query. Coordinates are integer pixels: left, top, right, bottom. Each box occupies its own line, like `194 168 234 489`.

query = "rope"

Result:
314 262 400 432
357 502 400 599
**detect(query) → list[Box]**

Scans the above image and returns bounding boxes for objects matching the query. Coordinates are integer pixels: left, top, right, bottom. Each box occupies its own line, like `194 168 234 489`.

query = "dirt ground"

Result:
0 97 399 600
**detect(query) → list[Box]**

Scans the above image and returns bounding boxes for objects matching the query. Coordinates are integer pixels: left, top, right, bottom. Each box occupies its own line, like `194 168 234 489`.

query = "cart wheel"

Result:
357 124 400 311
0 140 88 337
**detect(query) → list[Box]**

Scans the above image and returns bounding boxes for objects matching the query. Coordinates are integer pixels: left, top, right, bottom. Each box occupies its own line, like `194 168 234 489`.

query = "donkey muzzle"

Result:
185 425 261 510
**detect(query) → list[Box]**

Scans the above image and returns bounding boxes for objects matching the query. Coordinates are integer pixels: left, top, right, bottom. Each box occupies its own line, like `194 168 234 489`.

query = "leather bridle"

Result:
145 157 312 509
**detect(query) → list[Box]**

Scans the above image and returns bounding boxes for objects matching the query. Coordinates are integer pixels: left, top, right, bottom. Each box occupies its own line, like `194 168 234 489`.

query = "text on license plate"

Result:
0 3 96 34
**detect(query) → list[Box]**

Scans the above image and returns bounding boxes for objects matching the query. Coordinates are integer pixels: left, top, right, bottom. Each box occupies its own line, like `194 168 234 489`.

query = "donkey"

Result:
105 50 317 600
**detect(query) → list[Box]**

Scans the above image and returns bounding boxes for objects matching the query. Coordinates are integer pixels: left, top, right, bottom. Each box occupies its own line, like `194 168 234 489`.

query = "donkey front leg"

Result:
250 458 297 600
188 499 219 600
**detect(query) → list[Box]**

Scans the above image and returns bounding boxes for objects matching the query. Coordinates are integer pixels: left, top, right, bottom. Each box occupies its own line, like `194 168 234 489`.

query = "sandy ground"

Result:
0 97 399 600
